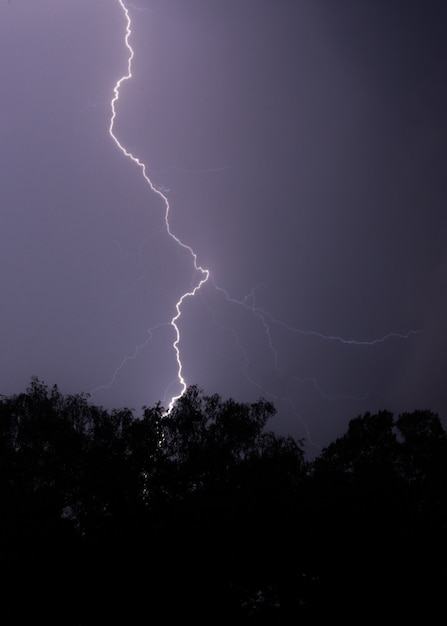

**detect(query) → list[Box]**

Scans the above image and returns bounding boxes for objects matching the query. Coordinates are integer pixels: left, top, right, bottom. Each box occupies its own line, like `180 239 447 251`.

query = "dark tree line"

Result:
1 377 446 623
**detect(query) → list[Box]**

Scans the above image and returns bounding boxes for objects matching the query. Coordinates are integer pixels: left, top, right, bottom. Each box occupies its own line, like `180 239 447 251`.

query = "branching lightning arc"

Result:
100 0 422 434
110 0 209 412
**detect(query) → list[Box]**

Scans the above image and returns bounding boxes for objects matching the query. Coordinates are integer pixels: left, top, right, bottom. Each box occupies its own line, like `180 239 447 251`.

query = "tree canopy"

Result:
1 377 446 623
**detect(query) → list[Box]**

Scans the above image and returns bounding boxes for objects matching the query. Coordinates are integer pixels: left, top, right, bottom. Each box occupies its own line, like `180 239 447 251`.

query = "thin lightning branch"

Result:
252 310 423 346
211 280 423 347
89 324 169 396
111 0 209 412
205 279 422 402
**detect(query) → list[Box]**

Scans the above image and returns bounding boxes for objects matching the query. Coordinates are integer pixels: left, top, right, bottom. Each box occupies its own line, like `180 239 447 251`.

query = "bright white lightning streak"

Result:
106 0 422 430
111 0 209 412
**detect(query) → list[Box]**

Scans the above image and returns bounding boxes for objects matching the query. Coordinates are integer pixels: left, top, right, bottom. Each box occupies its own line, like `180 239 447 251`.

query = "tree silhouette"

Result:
1 379 446 623
309 408 447 620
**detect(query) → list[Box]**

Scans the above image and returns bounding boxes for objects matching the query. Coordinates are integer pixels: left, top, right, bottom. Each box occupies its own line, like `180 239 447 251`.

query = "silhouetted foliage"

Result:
310 408 447 620
1 378 446 623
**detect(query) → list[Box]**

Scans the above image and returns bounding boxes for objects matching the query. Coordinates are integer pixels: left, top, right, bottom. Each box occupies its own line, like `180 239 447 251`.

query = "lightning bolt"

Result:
98 0 422 445
110 0 209 412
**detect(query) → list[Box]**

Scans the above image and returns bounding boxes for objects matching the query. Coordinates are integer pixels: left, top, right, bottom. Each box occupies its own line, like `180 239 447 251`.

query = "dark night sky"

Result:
1 0 446 457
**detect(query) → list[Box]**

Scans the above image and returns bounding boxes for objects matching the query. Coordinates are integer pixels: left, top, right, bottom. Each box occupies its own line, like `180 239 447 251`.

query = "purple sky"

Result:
1 0 446 456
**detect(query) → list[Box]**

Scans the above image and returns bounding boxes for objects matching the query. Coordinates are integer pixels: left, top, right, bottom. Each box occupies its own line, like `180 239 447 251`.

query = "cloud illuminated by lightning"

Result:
110 0 209 412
